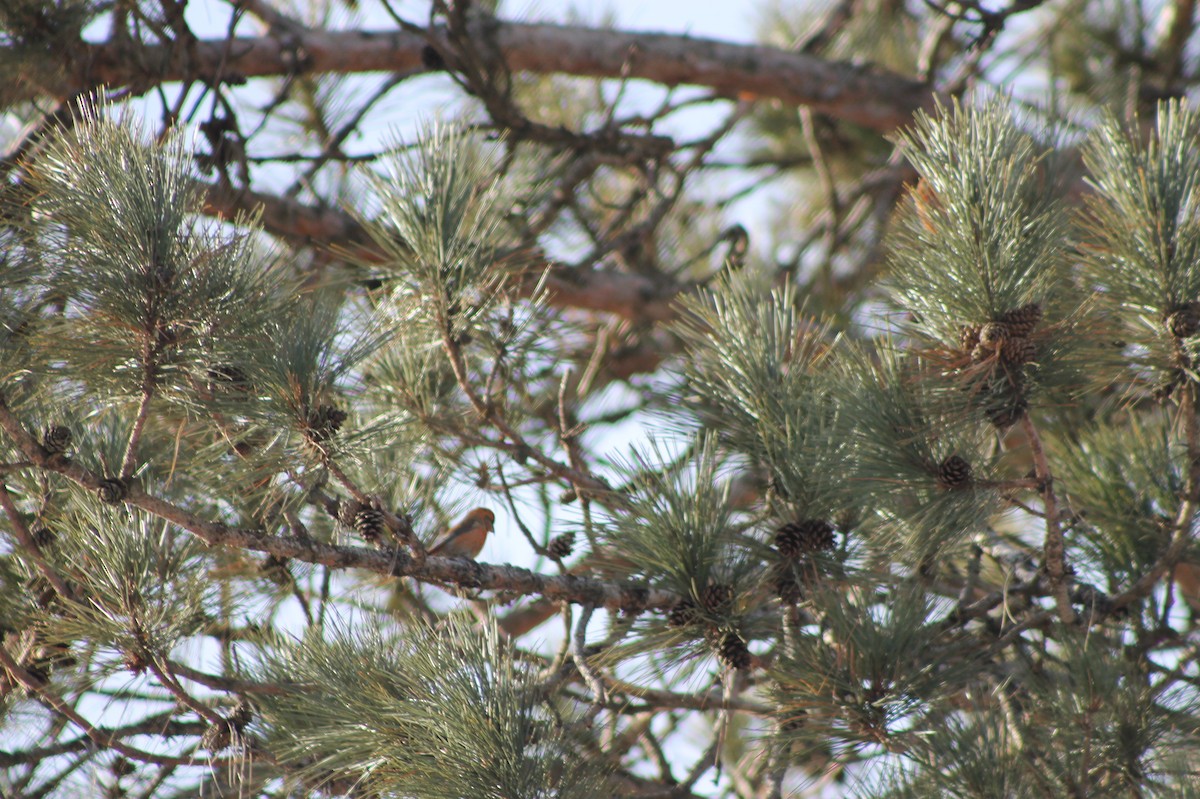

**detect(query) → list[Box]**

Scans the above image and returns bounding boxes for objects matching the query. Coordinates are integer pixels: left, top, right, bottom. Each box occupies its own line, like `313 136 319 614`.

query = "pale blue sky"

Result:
505 0 760 41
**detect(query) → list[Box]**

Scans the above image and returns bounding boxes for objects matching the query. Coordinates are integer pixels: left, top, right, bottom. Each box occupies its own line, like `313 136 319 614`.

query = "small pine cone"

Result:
978 322 1010 350
305 404 347 443
420 43 446 70
109 757 136 778
337 499 365 529
30 524 55 549
937 454 973 488
1165 302 1200 338
353 508 386 544
985 396 1028 429
773 566 803 605
701 582 734 612
716 631 752 671
200 718 234 752
775 519 836 558
547 532 575 559
958 324 981 353
259 554 292 586
999 303 1043 337
42 425 72 455
667 599 699 628
229 698 253 731
97 478 127 504
970 343 992 363
1001 336 1037 366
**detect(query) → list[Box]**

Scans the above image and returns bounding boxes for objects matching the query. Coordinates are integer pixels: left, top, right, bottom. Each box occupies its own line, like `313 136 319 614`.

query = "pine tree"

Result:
2 2 1200 798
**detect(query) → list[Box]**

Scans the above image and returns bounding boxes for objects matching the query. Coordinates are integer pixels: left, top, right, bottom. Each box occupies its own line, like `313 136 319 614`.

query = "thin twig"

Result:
1021 414 1075 624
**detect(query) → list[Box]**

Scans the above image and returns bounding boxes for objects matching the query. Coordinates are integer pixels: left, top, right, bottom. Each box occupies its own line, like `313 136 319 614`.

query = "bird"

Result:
428 507 495 559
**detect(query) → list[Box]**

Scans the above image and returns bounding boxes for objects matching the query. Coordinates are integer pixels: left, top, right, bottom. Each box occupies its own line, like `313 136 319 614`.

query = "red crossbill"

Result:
428 507 495 559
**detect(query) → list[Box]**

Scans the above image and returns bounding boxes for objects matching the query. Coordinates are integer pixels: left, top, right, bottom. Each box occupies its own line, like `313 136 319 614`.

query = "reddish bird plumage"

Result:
428 508 495 559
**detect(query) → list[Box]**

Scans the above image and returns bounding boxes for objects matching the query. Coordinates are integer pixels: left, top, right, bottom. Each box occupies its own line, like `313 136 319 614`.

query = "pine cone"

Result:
716 631 752 670
305 404 346 443
337 499 365 529
1001 336 1037 366
667 599 699 628
97 478 127 504
41 425 71 455
547 532 575 559
229 698 253 730
200 719 233 752
978 322 1010 350
702 582 734 612
1166 302 1200 338
937 454 973 488
773 565 803 604
201 701 252 752
959 324 981 353
775 519 836 558
353 508 386 544
259 554 292 586
30 524 55 549
999 303 1043 337
985 395 1028 429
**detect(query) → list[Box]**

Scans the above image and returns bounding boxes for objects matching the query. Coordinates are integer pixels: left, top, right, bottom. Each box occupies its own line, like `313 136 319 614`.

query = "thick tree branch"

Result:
17 22 935 135
201 183 682 323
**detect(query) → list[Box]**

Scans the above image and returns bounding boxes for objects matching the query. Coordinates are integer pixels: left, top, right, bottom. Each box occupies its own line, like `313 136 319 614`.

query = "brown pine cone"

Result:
999 303 1043 337
978 322 1010 350
1001 336 1037 366
353 508 386 544
959 325 981 353
937 454 973 488
667 599 699 628
716 631 752 670
1165 302 1200 339
305 404 346 443
547 532 575 559
775 519 836 558
42 425 72 455
702 582 735 612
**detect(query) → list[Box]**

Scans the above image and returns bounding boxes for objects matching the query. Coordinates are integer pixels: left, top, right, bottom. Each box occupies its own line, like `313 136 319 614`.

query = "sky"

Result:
504 0 760 40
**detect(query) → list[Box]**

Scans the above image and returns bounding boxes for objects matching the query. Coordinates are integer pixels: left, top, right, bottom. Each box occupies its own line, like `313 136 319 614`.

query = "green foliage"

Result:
250 615 609 799
889 100 1072 338
1016 630 1200 797
361 122 525 342
36 505 212 661
5 23 1200 797
836 344 1001 562
1053 412 1183 583
675 277 846 519
1080 102 1200 384
771 583 976 749
25 106 285 412
602 436 750 598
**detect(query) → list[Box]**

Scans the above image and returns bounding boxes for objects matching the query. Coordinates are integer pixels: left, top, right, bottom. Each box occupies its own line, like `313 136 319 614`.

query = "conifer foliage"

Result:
2 2 1200 797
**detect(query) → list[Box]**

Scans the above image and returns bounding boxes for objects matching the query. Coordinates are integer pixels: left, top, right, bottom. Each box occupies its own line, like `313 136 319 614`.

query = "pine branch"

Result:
0 641 212 769
0 394 677 613
13 22 935 133
1022 415 1075 625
